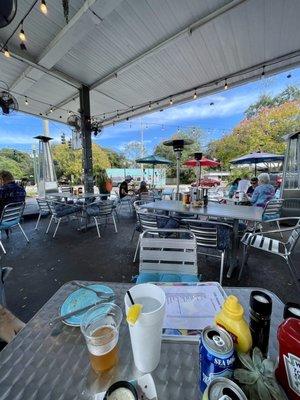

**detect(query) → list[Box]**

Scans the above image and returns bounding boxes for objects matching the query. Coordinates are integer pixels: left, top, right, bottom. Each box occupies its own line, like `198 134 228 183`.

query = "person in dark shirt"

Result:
246 177 258 198
119 175 133 199
0 170 26 216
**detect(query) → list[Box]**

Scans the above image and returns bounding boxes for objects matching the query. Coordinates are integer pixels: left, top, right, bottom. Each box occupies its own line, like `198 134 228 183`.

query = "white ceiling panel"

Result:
0 0 298 126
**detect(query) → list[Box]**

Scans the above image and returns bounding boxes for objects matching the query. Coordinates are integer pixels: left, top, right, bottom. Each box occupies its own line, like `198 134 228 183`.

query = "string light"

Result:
20 43 27 51
261 65 265 78
68 110 71 115
19 23 26 42
224 79 228 90
25 97 28 105
148 102 152 110
50 107 53 113
4 48 10 58
193 91 197 99
40 0 48 15
169 97 173 105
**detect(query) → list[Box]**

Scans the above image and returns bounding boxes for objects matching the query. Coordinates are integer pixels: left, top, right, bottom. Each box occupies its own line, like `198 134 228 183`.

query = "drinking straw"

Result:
127 290 135 305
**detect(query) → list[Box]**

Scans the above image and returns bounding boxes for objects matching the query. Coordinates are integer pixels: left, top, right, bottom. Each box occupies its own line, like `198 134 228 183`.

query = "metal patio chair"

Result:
85 200 117 238
35 198 51 230
0 202 29 254
131 200 149 242
140 192 155 203
182 219 233 284
254 199 284 237
133 211 171 262
239 217 300 292
137 228 198 282
117 194 134 213
45 201 80 238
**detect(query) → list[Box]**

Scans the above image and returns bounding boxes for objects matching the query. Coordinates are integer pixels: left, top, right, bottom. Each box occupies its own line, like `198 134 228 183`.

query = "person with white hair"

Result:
250 173 275 207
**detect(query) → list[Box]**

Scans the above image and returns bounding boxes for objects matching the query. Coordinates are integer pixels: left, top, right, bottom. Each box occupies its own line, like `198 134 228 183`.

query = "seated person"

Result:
250 173 275 208
246 177 258 197
0 170 26 216
228 178 241 198
237 174 250 194
119 175 133 199
137 181 148 196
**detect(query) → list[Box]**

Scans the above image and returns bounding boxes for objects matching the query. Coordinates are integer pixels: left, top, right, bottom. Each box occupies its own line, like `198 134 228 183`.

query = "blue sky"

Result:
0 67 299 154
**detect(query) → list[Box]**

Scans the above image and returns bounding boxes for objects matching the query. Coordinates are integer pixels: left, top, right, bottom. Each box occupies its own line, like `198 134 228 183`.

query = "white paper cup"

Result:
124 283 166 373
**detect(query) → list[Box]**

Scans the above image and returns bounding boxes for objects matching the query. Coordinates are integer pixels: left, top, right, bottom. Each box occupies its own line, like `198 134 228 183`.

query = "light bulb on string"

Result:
148 102 152 110
25 97 28 105
169 97 173 105
224 79 228 90
261 66 265 79
193 91 197 99
50 107 53 113
40 0 48 14
19 24 26 42
4 48 10 58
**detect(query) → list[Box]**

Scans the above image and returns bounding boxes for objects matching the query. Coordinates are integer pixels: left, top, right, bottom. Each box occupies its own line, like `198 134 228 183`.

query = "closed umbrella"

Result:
135 155 171 188
230 152 284 175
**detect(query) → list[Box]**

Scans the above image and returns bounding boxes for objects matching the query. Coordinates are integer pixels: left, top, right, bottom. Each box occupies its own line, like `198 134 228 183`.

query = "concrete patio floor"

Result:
1 210 299 323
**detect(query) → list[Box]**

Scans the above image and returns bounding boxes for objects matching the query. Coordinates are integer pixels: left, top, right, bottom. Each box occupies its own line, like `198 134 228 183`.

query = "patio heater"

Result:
282 131 300 203
163 139 194 198
34 135 58 197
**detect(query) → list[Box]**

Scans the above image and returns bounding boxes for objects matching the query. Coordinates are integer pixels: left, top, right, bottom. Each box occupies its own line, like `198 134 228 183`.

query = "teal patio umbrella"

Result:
136 155 172 187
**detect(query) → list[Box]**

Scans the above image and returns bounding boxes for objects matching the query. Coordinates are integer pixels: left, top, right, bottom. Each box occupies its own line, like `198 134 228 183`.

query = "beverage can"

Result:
199 326 235 394
202 377 247 400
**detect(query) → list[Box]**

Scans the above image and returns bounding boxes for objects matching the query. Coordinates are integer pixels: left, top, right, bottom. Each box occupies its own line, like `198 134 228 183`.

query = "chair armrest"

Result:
262 217 300 225
248 226 298 237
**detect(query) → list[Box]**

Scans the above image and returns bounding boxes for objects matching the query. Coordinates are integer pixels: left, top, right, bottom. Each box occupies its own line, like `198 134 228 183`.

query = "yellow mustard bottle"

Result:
215 295 252 353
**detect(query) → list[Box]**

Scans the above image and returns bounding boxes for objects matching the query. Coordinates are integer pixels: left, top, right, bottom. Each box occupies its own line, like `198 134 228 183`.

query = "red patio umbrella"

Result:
184 158 220 168
184 157 220 186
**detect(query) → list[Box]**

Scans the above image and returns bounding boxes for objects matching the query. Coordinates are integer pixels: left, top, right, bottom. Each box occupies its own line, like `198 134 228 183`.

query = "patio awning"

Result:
0 0 300 127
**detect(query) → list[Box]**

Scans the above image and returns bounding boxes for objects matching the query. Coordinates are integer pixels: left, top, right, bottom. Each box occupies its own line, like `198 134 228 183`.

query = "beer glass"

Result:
80 303 123 373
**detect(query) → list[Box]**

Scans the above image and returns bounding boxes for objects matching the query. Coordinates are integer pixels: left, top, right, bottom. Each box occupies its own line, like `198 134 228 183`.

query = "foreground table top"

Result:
0 281 283 400
142 200 263 222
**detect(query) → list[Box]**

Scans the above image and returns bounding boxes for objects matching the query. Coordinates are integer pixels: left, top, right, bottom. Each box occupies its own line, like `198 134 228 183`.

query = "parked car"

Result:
191 177 221 187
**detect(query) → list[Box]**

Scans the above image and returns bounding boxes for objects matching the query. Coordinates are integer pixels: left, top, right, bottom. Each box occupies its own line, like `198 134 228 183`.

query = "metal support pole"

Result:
176 151 181 196
80 85 93 193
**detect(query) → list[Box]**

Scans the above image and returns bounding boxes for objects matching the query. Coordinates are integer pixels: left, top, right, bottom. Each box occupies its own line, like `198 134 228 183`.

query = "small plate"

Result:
60 284 114 327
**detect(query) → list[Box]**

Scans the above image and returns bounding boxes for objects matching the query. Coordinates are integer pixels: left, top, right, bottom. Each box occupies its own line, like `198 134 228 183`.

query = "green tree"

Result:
103 148 127 168
121 141 146 167
209 100 300 167
0 148 34 178
245 85 300 118
52 143 110 183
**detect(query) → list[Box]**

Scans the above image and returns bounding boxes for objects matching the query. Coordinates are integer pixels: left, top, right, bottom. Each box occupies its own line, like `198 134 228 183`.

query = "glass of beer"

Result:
80 303 123 373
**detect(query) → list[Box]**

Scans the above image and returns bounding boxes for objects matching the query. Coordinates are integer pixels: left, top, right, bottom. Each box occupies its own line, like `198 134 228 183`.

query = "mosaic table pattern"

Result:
0 282 284 399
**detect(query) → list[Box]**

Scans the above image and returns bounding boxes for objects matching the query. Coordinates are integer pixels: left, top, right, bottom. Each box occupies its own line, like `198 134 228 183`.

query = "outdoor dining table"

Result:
141 200 264 278
0 281 283 400
46 192 108 202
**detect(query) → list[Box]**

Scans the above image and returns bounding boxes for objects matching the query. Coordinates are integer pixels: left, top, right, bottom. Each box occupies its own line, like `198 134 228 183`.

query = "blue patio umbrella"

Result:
230 152 284 175
136 155 171 187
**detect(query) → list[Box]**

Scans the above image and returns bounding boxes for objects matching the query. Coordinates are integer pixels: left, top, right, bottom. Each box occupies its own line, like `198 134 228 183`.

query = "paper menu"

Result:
161 282 226 331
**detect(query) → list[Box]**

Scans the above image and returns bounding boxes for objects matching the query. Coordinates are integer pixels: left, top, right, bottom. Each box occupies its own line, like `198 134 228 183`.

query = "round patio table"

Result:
0 281 283 400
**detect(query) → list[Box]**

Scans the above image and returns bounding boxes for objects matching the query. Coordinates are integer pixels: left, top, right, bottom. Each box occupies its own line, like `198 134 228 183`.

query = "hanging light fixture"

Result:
4 47 10 58
25 97 28 105
169 97 173 105
224 79 228 90
40 0 48 15
193 91 197 99
50 107 53 113
148 102 152 110
261 65 265 78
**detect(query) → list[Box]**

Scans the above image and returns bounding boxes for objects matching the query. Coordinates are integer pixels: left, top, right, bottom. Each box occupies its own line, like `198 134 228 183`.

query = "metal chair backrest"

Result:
285 226 300 255
46 200 59 216
137 211 160 231
98 201 114 215
61 186 71 194
140 193 155 203
0 202 25 225
139 229 197 275
183 219 232 249
36 198 50 213
263 199 283 218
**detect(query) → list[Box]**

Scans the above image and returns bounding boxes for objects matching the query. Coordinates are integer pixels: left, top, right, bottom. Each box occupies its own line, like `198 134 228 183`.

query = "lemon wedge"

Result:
126 304 143 325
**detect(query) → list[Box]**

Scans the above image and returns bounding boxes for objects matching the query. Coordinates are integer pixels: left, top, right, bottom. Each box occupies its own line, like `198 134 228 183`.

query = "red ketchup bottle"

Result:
276 318 300 400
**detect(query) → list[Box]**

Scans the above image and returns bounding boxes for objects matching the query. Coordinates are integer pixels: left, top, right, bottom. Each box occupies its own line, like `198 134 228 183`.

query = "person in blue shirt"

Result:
0 170 26 216
250 173 275 208
228 178 241 198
